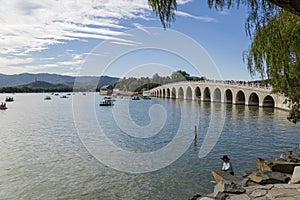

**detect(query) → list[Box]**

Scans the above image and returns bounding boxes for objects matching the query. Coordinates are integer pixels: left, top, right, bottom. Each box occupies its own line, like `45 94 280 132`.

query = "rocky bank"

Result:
190 144 300 200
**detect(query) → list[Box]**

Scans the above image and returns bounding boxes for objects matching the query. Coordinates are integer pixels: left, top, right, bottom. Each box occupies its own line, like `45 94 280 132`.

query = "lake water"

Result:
0 93 299 199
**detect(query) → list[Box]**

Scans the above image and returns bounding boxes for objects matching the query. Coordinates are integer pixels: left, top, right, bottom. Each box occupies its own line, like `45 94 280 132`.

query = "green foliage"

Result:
148 0 177 28
246 10 300 123
115 71 205 92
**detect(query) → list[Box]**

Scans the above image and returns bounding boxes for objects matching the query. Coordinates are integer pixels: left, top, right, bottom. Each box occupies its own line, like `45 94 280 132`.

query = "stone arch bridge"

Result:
148 81 289 110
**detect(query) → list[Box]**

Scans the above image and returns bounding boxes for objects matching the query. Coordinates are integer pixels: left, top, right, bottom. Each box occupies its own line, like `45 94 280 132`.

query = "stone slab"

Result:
291 166 300 183
266 188 300 199
225 194 250 200
211 170 241 184
250 189 267 198
273 183 300 189
256 158 300 174
248 171 290 184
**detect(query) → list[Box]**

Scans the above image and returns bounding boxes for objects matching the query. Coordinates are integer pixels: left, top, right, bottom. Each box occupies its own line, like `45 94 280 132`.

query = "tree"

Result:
171 70 190 81
148 0 300 123
246 10 300 123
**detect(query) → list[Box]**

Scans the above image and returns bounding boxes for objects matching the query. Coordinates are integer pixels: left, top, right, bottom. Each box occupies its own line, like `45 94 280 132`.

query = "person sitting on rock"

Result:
221 155 234 176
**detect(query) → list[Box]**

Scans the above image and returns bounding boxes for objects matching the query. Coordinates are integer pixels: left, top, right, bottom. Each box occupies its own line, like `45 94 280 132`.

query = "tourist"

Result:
221 155 234 176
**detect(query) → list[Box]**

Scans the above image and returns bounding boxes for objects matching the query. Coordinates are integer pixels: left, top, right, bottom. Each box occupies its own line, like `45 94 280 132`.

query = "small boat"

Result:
44 96 51 100
131 96 140 100
99 99 114 106
143 96 151 100
5 97 14 102
104 96 116 101
0 102 7 110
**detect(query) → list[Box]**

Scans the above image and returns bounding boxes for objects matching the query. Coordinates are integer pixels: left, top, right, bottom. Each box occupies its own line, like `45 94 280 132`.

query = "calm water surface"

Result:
0 93 299 199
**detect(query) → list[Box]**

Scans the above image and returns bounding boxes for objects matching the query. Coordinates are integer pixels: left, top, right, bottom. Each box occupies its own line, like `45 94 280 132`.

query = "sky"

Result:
0 0 257 81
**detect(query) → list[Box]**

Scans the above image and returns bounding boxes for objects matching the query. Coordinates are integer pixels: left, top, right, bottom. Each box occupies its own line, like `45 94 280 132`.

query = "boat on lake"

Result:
143 96 151 100
0 102 7 110
5 97 14 102
131 96 140 100
99 99 114 106
44 96 51 100
104 96 116 101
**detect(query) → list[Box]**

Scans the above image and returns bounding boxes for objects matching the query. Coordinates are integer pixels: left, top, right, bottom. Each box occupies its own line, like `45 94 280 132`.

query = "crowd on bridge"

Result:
186 79 272 90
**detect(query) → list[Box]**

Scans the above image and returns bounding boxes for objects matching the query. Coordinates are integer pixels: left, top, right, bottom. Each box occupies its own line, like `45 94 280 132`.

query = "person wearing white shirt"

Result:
221 155 234 176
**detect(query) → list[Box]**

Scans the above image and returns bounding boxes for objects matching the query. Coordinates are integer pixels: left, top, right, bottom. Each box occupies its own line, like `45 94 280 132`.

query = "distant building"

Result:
142 88 150 97
100 85 114 95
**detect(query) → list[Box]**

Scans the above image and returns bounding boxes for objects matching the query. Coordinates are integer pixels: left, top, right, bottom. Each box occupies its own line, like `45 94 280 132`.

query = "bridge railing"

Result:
152 80 272 91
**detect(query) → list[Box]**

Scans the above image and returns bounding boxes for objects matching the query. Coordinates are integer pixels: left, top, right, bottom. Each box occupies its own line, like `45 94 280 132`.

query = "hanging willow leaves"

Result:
247 10 300 123
148 0 177 28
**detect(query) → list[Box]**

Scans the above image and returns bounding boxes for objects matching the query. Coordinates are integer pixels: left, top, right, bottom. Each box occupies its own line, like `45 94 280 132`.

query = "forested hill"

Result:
0 73 119 87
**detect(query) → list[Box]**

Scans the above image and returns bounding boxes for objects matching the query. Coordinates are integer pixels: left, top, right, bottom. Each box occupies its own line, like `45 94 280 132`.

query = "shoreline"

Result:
190 143 300 200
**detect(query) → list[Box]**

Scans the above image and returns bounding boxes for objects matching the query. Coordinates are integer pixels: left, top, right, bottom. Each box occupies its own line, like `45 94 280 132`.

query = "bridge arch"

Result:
225 89 233 103
171 87 176 98
248 93 259 106
178 87 184 99
186 86 192 100
194 87 201 100
203 87 211 102
166 88 170 98
163 89 166 98
213 88 221 102
263 95 275 107
236 90 245 105
149 81 288 110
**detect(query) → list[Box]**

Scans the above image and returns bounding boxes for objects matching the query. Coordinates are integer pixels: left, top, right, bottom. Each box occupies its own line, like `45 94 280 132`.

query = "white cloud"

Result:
0 56 34 66
132 23 150 33
0 0 153 55
176 11 217 22
0 0 201 74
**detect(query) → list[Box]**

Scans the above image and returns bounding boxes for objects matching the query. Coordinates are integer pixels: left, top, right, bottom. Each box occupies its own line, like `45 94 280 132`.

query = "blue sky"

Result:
0 0 257 81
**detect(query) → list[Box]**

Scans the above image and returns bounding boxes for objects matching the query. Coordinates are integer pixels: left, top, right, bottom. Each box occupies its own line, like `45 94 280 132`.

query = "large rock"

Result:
213 180 245 197
256 158 300 174
248 171 290 184
280 151 294 159
211 170 241 184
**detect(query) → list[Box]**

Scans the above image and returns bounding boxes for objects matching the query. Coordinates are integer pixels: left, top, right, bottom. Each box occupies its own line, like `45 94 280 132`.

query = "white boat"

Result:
99 99 114 106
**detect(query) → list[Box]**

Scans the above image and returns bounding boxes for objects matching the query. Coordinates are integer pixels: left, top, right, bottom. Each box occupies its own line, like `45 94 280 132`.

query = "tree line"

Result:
0 86 100 93
114 70 205 92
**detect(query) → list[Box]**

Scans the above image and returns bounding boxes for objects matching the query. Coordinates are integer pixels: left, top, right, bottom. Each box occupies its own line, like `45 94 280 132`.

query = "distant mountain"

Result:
24 81 67 88
0 73 119 87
